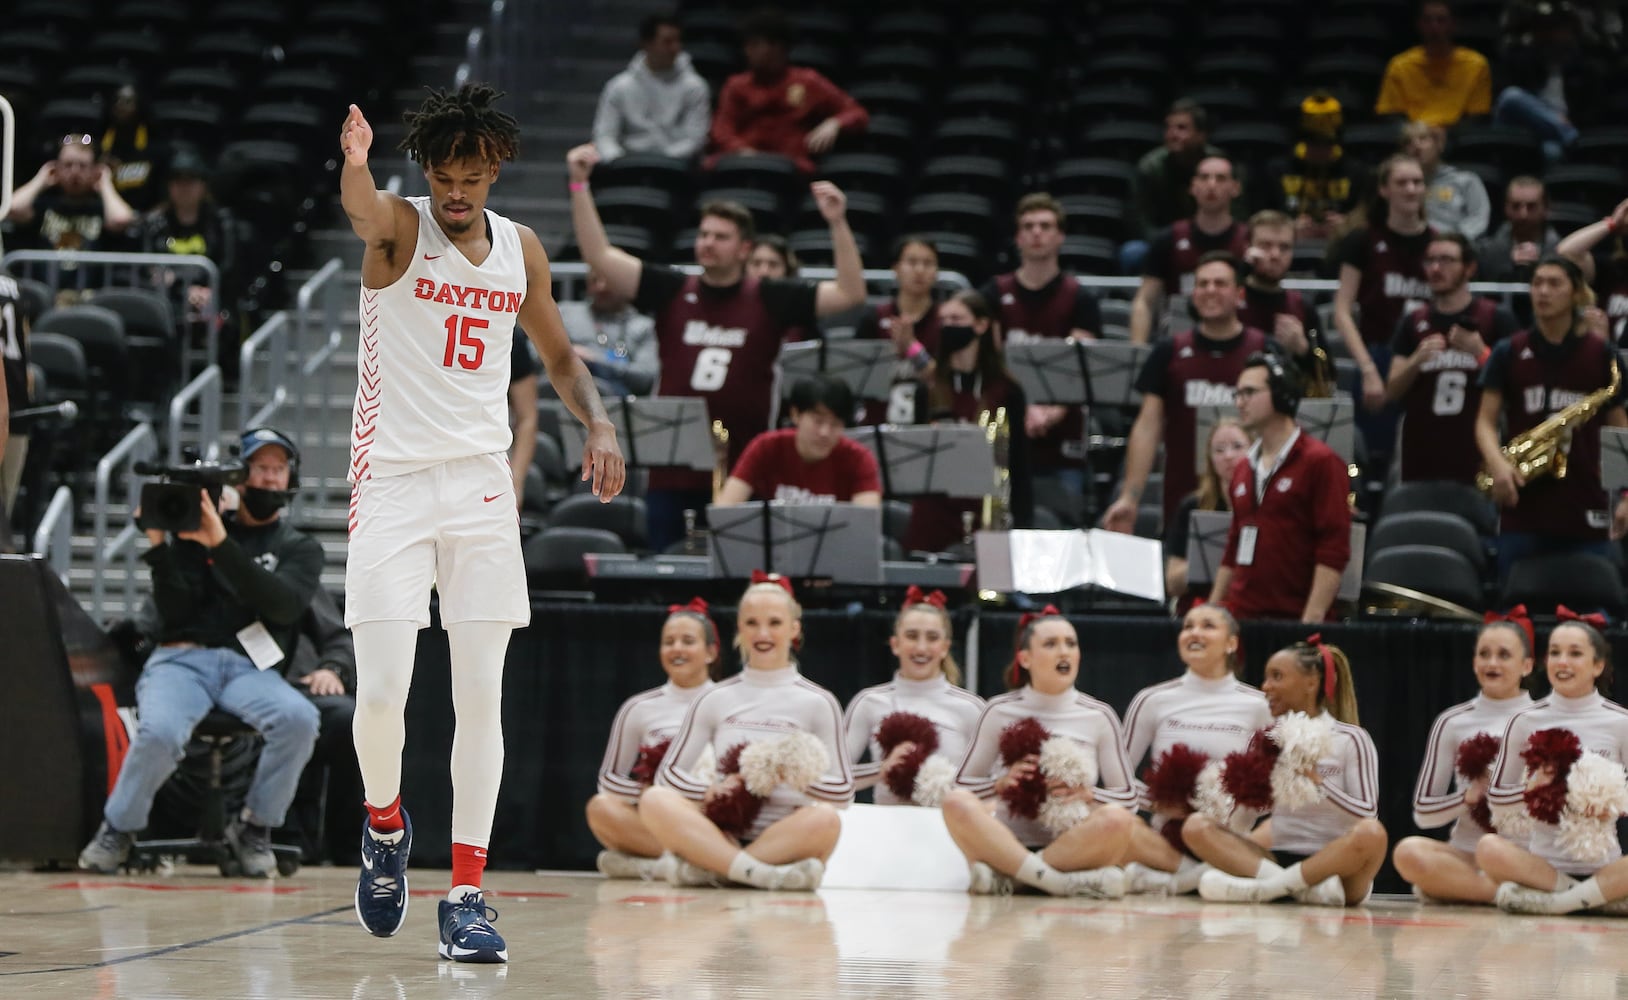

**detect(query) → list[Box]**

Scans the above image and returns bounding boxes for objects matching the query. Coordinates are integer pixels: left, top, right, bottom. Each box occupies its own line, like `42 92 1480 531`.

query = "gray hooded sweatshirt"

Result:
592 52 711 161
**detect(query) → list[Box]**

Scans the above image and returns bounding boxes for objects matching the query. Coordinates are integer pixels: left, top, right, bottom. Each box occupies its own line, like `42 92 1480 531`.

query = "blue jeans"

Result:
103 646 320 832
1495 532 1613 585
1494 87 1578 162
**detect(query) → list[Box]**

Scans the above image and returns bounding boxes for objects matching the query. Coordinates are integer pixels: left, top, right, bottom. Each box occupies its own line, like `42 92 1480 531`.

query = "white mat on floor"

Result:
821 803 970 891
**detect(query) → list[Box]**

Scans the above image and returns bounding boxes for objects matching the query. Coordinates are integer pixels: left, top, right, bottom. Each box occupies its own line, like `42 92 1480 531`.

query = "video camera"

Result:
133 448 247 533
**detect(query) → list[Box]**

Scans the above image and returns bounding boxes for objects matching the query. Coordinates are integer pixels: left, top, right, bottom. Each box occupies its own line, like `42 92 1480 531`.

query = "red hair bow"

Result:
1484 604 1535 651
667 597 710 616
750 569 794 596
904 585 947 609
1556 605 1608 629
1306 632 1337 703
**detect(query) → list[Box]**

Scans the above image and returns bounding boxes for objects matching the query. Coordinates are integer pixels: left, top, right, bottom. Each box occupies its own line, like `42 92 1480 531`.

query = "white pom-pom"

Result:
912 756 958 808
739 732 830 797
1039 796 1092 836
1268 711 1334 811
1037 735 1098 790
1556 752 1628 863
1193 759 1236 826
692 744 718 785
1492 798 1535 841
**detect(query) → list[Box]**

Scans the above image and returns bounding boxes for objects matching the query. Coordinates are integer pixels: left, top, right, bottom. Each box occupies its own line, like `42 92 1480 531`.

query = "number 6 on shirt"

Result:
443 315 488 370
690 347 732 391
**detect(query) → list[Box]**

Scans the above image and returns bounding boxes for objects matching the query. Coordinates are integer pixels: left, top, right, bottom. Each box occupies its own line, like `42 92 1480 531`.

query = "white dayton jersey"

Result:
350 197 526 482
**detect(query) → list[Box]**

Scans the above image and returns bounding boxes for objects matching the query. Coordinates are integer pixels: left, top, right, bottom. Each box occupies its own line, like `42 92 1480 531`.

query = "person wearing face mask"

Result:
79 427 322 879
715 375 880 506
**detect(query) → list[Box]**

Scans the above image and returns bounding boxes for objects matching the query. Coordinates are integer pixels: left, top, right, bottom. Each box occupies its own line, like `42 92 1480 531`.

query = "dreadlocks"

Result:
399 83 520 169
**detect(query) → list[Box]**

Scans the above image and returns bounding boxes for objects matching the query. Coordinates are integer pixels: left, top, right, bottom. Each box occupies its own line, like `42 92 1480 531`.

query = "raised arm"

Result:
515 225 626 501
565 143 645 302
811 181 867 317
1556 197 1628 284
339 104 419 284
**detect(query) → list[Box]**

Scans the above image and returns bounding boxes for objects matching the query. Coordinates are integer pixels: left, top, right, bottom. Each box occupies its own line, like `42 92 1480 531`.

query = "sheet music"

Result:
975 529 1163 601
1602 427 1628 493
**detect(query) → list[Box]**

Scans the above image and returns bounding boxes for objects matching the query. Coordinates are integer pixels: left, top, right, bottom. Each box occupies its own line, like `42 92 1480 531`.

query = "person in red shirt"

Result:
717 375 882 505
1212 351 1352 622
704 9 869 174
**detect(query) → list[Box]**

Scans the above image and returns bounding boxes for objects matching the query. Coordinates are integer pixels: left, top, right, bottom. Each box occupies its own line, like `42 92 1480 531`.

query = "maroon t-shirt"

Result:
1134 325 1268 522
1145 219 1250 294
1330 222 1434 346
855 298 942 426
903 372 1032 553
980 271 1102 471
636 266 817 491
1597 248 1628 345
1237 284 1307 334
1221 432 1353 621
1480 328 1624 539
1389 296 1516 484
728 428 881 502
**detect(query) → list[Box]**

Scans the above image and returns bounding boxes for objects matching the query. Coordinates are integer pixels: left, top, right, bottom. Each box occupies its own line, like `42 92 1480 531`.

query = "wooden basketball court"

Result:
2 865 1624 998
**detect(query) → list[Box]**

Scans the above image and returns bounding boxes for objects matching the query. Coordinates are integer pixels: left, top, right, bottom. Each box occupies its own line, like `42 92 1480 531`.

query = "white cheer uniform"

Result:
657 665 853 841
842 674 986 805
345 197 529 628
956 685 1138 848
597 679 716 804
1488 691 1628 874
1267 711 1380 856
1411 692 1533 853
1122 670 1273 820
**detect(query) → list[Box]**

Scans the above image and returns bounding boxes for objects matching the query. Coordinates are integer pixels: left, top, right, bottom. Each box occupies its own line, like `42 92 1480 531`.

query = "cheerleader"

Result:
843 587 985 805
940 610 1138 898
1121 603 1274 893
587 599 720 880
1392 615 1535 903
1188 638 1387 907
1476 618 1628 914
640 577 853 890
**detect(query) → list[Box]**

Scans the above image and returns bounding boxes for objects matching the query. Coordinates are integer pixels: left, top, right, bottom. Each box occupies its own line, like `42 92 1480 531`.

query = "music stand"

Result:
778 340 899 401
974 529 1164 603
706 502 885 584
1183 510 1367 601
1295 395 1357 465
553 397 715 471
1004 340 1150 409
846 425 994 498
1602 427 1628 494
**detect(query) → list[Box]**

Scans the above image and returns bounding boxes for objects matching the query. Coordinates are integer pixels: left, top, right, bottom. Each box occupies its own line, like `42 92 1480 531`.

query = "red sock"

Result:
365 796 405 834
451 842 489 889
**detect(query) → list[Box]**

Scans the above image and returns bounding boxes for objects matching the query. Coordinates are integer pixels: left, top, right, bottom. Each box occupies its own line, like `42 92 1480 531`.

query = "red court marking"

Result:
762 899 826 908
50 880 306 894
619 894 699 905
406 889 571 899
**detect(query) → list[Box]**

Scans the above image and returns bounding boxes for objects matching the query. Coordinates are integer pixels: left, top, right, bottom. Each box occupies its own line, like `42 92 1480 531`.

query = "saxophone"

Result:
1476 359 1622 495
1304 344 1336 399
978 407 1012 530
710 419 730 502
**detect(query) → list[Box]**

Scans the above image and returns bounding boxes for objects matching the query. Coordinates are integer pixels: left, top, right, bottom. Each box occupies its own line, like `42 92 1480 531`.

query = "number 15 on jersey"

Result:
443 315 488 370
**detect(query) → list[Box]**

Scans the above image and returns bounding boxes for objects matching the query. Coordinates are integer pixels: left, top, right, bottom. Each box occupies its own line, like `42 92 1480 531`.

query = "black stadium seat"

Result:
1380 480 1499 536
1502 553 1628 618
1365 545 1486 613
1367 510 1486 571
545 494 649 551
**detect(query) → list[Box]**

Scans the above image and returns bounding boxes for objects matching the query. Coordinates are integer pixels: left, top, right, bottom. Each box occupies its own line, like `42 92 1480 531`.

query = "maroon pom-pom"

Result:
1521 728 1583 825
877 712 941 801
1221 729 1278 811
630 737 672 787
717 741 748 776
1455 732 1501 832
1158 816 1193 857
1525 780 1570 825
996 718 1051 820
1142 744 1210 814
703 742 762 837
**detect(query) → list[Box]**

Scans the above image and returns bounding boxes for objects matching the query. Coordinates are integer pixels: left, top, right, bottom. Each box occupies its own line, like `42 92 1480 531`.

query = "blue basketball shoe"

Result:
438 889 508 963
355 810 412 937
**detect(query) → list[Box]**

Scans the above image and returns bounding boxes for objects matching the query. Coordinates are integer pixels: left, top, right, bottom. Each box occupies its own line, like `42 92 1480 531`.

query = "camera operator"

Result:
78 428 322 877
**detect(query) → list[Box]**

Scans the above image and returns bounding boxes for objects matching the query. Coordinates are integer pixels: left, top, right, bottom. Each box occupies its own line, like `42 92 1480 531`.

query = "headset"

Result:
239 426 300 492
1252 348 1303 417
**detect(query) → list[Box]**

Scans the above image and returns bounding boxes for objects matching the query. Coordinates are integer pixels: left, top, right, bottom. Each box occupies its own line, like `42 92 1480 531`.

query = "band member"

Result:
716 375 881 506
856 235 942 425
1130 155 1249 344
1475 256 1628 579
1555 195 1628 343
1392 615 1534 904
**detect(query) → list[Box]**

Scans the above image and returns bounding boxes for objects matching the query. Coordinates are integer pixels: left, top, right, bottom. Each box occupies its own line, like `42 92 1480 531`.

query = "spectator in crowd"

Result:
278 587 362 865
568 143 866 551
746 235 811 342
0 284 9 551
100 84 161 212
1270 93 1370 242
8 133 136 253
77 427 322 877
1125 98 1229 275
1494 0 1612 163
1375 0 1493 127
556 267 659 398
1476 256 1628 579
141 147 236 323
704 8 868 174
1238 210 1316 366
1105 254 1269 535
857 235 942 425
1556 195 1628 343
0 273 28 526
1162 417 1251 605
592 13 711 163
715 375 881 506
1211 352 1352 623
1476 176 1560 283
507 329 540 508
979 193 1102 496
1130 155 1248 344
1404 122 1490 239
1387 232 1519 485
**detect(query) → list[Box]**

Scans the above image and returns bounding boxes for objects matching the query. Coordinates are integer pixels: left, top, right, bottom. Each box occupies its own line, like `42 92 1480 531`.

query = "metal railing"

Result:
456 1 510 91
1 249 222 371
167 365 223 465
30 485 74 586
547 261 975 303
0 96 14 223
293 259 348 514
238 311 292 432
93 422 158 619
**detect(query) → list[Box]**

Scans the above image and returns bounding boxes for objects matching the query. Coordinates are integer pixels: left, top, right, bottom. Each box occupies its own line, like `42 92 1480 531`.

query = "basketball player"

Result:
339 86 625 963
566 142 866 552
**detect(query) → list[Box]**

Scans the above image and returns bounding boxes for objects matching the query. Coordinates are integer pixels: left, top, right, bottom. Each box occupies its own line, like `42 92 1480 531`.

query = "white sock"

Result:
351 620 421 807
1173 857 1208 894
1553 877 1608 912
1555 872 1579 892
1015 852 1065 893
1276 862 1309 894
728 851 776 888
1255 858 1285 880
448 883 482 903
447 621 515 849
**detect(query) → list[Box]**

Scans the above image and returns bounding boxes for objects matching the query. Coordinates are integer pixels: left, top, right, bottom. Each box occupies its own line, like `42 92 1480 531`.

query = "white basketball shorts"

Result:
344 452 529 628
